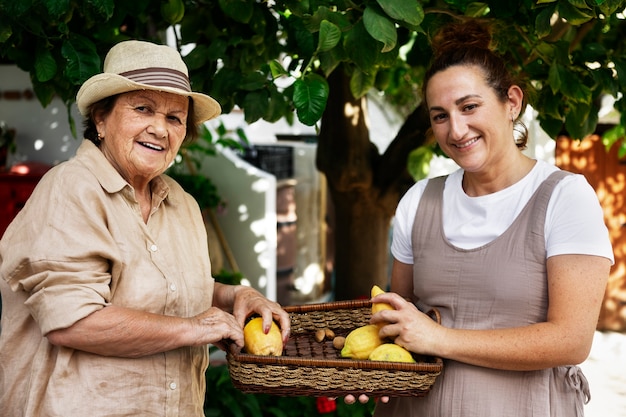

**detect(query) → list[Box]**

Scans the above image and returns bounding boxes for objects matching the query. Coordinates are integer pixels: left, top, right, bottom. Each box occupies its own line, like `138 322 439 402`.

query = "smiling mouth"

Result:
455 137 479 148
139 142 164 151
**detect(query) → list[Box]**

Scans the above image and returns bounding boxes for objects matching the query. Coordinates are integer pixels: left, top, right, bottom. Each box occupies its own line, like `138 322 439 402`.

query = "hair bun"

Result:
431 19 493 58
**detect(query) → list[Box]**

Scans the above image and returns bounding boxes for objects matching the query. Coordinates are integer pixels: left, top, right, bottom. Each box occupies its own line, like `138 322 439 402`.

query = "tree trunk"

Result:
317 68 431 300
329 187 393 300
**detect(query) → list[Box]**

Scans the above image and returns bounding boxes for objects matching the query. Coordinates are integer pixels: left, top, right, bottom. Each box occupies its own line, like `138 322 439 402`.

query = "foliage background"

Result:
2 0 626 298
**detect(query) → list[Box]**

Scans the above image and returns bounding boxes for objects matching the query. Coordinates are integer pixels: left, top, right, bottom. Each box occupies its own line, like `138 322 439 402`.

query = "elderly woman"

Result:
0 40 290 417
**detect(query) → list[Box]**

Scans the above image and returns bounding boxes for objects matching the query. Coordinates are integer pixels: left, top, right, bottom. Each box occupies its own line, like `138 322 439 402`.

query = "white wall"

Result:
0 65 81 167
198 147 278 300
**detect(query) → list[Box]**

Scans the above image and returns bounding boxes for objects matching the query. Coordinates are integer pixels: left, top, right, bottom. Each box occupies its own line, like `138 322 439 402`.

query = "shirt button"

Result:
169 283 177 291
150 244 158 252
169 382 177 390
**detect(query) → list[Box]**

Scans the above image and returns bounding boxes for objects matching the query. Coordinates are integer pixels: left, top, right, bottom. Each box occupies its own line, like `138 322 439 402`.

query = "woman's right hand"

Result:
189 306 244 351
369 292 441 357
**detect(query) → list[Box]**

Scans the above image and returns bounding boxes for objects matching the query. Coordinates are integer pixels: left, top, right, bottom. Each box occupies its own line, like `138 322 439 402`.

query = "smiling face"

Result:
425 64 522 175
95 90 189 190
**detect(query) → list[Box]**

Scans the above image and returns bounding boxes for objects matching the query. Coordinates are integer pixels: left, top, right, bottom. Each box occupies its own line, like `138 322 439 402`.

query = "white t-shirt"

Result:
391 159 614 264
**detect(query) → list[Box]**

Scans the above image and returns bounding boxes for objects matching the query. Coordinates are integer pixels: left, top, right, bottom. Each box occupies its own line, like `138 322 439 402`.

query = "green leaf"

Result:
0 0 35 17
293 73 329 126
576 42 606 62
31 80 56 108
564 101 595 139
375 0 424 26
317 20 341 52
535 4 557 38
34 47 57 82
363 6 397 53
537 89 563 119
66 103 77 138
598 0 625 15
557 1 595 25
548 62 561 93
464 2 490 17
239 71 267 91
591 67 618 97
184 44 210 70
242 90 269 124
601 124 625 151
568 0 591 9
44 0 70 19
612 58 626 90
408 145 434 181
269 60 289 78
344 21 379 72
318 48 344 77
87 0 115 19
558 69 592 103
61 35 100 85
0 22 11 43
161 0 185 25
537 114 564 138
289 17 316 58
281 0 310 16
265 87 291 123
218 0 254 24
350 67 377 99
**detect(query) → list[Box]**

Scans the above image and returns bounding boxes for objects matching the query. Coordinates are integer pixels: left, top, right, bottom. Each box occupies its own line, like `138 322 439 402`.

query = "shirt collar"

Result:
76 140 173 204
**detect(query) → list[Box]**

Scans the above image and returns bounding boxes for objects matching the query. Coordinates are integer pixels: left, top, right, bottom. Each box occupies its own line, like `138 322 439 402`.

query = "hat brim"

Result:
76 73 221 123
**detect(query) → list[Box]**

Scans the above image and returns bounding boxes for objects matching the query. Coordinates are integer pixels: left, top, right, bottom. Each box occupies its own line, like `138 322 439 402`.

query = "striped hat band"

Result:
119 67 191 92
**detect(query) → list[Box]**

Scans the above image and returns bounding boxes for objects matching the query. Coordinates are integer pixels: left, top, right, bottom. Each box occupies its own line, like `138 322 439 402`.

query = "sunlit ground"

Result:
581 331 626 416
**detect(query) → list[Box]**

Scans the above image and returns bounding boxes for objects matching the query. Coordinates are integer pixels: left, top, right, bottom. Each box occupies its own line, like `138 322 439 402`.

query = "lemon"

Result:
371 285 394 314
368 343 416 363
340 324 384 360
243 317 283 356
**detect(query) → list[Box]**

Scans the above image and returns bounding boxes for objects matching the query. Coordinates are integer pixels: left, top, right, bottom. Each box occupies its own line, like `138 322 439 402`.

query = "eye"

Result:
167 114 184 125
462 103 478 112
135 105 151 113
431 112 448 123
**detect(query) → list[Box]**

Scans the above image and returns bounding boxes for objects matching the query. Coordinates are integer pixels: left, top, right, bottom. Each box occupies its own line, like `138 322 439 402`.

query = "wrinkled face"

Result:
95 90 189 188
426 64 516 174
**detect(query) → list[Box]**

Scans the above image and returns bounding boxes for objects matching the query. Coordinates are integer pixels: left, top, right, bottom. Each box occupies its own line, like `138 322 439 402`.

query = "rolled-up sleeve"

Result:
1 167 119 334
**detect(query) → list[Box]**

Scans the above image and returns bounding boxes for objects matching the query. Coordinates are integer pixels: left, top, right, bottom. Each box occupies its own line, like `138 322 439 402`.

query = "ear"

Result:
507 85 524 118
92 110 106 137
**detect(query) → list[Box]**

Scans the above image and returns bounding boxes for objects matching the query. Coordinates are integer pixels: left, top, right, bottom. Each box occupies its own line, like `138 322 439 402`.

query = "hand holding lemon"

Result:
243 317 284 356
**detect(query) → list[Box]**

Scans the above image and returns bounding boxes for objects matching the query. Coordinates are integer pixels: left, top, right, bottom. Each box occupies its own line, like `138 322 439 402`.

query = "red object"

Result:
316 397 337 414
0 162 52 237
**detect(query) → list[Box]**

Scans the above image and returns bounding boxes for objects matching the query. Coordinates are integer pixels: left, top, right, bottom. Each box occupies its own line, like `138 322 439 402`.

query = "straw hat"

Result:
76 40 221 123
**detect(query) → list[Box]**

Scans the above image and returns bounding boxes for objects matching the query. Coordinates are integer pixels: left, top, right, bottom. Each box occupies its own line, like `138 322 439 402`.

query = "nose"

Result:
148 115 168 138
448 113 467 141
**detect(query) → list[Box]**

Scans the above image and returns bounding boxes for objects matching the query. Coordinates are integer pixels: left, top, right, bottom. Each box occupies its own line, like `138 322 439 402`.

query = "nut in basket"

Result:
226 299 443 397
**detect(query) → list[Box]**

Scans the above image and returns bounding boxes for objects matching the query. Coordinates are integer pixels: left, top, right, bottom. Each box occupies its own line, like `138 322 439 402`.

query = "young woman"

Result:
367 19 613 417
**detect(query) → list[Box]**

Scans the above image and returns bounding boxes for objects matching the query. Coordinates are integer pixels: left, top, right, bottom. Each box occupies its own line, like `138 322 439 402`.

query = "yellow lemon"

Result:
371 285 394 314
243 317 283 356
340 324 384 360
368 343 416 363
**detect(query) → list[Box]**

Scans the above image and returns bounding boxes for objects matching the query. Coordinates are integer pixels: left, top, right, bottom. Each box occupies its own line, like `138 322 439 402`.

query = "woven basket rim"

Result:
229 299 443 372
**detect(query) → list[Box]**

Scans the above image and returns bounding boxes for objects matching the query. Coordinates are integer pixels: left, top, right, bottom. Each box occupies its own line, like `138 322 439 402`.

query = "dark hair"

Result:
422 19 529 148
82 94 200 146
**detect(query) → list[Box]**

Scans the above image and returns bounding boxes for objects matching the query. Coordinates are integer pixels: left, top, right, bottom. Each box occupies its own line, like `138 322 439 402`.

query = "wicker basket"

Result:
226 299 443 397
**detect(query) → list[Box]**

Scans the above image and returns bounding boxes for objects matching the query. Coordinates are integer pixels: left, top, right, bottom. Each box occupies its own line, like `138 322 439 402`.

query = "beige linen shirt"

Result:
0 140 215 417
